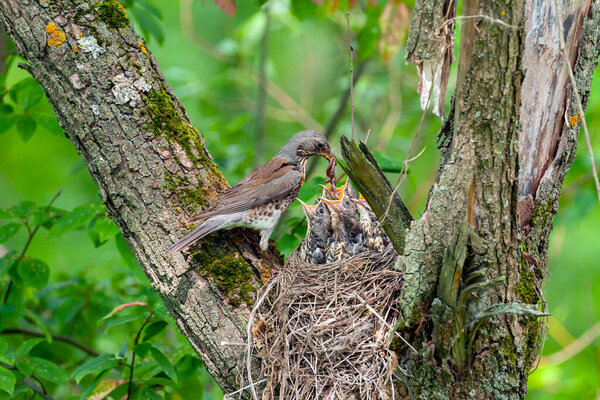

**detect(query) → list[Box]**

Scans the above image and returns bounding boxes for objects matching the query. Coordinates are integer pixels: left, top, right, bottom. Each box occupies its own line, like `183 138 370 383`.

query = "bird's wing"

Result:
190 157 303 220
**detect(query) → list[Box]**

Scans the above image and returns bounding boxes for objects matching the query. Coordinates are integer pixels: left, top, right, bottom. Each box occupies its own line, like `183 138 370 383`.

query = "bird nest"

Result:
248 245 402 400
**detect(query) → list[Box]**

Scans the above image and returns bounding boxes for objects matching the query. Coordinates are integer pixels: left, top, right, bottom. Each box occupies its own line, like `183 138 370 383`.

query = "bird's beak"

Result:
321 153 331 160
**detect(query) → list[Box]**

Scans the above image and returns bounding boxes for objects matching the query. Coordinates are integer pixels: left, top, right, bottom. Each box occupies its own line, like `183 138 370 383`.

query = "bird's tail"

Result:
166 217 225 255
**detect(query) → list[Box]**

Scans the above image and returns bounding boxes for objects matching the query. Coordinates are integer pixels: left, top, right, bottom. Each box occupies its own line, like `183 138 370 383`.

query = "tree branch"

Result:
0 1 279 394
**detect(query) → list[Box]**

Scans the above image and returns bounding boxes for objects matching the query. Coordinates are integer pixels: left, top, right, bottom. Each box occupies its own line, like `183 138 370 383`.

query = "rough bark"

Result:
394 0 600 398
0 0 281 394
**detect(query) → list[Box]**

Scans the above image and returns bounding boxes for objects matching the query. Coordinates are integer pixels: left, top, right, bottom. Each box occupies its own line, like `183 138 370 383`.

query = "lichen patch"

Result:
46 23 66 47
77 36 106 59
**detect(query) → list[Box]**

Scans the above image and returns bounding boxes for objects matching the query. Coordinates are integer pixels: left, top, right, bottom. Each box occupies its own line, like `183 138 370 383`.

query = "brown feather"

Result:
190 157 304 221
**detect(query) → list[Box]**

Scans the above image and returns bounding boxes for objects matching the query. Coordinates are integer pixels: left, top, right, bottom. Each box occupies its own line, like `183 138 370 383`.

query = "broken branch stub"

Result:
339 136 412 255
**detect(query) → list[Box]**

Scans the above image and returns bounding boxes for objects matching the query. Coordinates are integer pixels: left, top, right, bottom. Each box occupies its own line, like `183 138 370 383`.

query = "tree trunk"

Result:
1 0 599 398
0 0 282 394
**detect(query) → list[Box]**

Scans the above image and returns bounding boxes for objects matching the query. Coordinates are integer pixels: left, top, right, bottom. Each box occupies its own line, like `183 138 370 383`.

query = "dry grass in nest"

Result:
246 245 403 400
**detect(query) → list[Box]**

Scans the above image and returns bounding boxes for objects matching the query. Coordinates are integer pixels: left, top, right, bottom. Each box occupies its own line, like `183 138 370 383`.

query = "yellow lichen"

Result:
139 41 147 54
46 23 66 47
72 44 78 52
568 112 582 127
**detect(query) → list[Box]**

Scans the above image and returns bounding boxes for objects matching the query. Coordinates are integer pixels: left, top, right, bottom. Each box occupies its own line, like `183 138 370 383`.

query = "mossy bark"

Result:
392 0 600 399
0 0 281 394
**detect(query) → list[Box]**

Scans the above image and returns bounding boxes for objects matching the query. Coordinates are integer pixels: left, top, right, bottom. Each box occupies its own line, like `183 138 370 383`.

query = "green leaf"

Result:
88 216 120 247
134 342 152 359
358 6 383 60
143 387 163 400
37 113 64 137
52 203 106 237
29 357 68 384
143 320 168 342
16 357 33 376
72 354 117 384
79 369 110 399
0 252 19 275
26 310 53 342
0 368 16 396
15 338 44 360
0 223 20 243
9 78 44 110
372 150 404 173
0 104 16 135
16 115 37 142
150 346 178 383
0 338 7 356
101 315 141 335
12 201 36 219
17 257 50 289
129 7 165 45
29 206 65 229
115 233 141 271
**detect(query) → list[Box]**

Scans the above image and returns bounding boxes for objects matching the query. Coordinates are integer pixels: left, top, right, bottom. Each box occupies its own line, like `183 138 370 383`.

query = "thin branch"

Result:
554 0 600 204
540 321 600 367
305 61 367 179
255 6 270 167
127 310 155 400
1 328 99 357
0 362 55 400
3 189 62 304
346 12 355 141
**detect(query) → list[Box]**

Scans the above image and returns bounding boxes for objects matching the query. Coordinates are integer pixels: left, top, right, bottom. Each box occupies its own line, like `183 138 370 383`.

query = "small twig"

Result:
380 99 429 224
255 5 271 167
224 378 267 399
346 12 355 141
435 14 521 37
3 189 62 304
554 0 600 204
540 321 600 367
0 362 55 400
127 309 155 400
1 328 99 357
354 293 419 355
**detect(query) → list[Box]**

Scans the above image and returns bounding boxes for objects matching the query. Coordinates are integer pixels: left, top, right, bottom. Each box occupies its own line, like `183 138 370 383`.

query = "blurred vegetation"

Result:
0 0 599 398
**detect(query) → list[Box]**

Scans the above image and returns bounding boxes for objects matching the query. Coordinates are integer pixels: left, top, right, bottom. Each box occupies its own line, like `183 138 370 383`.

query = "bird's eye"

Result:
345 200 350 206
319 208 324 214
317 142 324 149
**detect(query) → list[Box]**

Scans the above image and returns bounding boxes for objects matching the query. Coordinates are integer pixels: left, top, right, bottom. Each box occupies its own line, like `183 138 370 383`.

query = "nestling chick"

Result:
297 198 333 264
351 197 389 252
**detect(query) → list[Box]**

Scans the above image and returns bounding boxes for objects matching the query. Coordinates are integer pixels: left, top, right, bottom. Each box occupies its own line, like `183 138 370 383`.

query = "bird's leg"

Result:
259 227 275 251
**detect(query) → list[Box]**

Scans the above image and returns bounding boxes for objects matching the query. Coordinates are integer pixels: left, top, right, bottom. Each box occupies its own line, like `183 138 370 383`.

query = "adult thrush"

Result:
297 198 333 264
167 130 332 254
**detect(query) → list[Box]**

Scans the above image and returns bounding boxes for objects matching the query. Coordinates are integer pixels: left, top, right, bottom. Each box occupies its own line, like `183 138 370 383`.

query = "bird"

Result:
341 177 359 200
351 197 389 252
297 198 333 264
167 130 332 254
321 192 362 246
323 200 355 263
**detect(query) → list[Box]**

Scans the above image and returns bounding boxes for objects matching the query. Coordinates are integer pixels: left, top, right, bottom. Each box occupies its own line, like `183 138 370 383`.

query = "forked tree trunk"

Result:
1 0 599 398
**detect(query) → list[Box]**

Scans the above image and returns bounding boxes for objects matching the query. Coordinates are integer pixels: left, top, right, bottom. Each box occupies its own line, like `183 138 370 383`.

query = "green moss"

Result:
96 0 129 29
193 252 256 307
146 88 222 177
163 172 209 211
